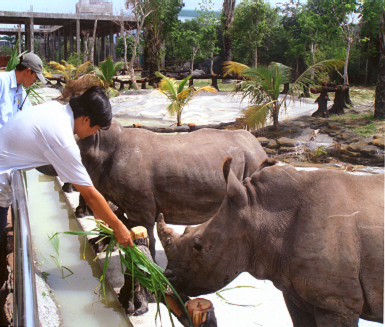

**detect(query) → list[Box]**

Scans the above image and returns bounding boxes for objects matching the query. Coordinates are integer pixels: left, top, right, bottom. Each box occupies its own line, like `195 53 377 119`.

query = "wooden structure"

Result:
311 84 350 117
0 10 136 64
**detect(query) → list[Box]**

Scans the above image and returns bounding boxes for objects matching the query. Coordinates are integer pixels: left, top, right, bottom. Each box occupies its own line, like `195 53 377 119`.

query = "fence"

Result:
11 170 39 326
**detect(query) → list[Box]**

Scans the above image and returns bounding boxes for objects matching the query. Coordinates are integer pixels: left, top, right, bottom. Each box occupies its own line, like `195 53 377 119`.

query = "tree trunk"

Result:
375 11 385 119
177 111 182 126
210 51 214 75
83 32 89 62
328 85 349 115
253 46 258 67
129 30 140 90
90 20 98 64
222 0 235 63
143 27 162 78
343 39 351 85
272 105 279 130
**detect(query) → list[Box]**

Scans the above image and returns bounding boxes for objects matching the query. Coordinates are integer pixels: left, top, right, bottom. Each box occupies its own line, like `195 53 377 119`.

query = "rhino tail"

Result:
257 158 277 172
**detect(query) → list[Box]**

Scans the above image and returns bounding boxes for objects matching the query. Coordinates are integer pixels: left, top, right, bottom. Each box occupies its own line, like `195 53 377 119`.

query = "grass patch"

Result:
192 79 237 92
330 111 384 137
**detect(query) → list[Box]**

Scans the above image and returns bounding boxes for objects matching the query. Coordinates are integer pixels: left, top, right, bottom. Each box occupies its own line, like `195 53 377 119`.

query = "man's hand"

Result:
73 184 134 248
113 221 134 248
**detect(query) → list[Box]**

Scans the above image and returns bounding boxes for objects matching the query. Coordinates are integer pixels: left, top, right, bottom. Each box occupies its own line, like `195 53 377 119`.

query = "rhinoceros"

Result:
77 120 267 257
158 158 384 326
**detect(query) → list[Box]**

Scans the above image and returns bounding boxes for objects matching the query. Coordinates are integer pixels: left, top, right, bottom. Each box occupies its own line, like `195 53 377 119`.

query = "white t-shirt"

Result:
0 101 93 207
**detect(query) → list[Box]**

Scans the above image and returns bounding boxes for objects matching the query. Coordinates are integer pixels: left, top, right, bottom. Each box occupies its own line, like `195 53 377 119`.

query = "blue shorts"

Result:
0 207 8 238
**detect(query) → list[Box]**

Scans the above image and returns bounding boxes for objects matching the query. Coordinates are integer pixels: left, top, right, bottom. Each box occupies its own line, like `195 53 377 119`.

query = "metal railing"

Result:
11 170 39 327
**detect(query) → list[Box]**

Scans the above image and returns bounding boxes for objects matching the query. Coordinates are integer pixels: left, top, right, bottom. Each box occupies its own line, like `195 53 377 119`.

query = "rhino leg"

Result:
283 293 317 327
118 244 155 316
75 194 93 218
62 182 75 193
314 308 359 327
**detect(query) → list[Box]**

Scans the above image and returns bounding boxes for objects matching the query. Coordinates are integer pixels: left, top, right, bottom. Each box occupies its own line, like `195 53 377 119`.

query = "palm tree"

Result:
224 59 344 130
156 72 218 126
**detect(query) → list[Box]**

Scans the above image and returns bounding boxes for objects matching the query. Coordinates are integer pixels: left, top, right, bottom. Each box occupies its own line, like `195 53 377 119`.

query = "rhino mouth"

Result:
164 269 214 297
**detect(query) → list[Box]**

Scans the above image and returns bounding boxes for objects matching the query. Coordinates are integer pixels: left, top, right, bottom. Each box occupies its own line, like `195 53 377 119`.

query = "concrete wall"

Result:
76 0 113 15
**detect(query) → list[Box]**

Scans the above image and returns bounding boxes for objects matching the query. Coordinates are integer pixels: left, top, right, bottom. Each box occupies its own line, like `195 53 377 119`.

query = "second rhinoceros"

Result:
158 158 384 326
77 120 267 256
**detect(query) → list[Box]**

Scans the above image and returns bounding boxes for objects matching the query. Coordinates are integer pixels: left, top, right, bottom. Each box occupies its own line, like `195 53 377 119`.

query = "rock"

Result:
359 145 380 157
191 69 206 78
264 148 277 156
279 146 299 153
370 138 385 149
337 131 362 144
267 139 278 149
290 121 308 128
347 142 370 152
256 137 270 147
327 122 342 130
276 137 299 147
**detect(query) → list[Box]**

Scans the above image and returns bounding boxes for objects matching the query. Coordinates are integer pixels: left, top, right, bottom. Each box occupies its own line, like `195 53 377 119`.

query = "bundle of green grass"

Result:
58 219 191 326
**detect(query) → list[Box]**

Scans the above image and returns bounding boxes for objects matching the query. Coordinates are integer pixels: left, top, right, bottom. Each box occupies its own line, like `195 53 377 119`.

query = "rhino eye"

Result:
193 242 203 252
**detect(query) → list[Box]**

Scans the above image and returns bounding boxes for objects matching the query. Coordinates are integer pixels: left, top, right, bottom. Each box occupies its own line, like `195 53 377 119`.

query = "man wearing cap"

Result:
0 52 46 128
0 86 133 249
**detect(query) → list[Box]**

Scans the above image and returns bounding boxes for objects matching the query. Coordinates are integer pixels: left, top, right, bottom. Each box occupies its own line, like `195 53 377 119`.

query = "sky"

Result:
0 0 284 15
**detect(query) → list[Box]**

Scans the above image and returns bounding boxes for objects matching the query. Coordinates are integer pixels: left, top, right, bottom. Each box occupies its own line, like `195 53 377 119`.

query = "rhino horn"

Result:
156 213 181 250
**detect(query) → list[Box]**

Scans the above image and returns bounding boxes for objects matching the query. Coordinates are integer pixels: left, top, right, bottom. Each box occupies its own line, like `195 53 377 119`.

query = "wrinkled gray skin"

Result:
158 158 384 326
78 120 267 257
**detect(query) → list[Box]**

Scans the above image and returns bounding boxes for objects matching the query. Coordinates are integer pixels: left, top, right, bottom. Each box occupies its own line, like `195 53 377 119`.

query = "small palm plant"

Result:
93 56 124 88
48 60 92 80
156 72 218 126
224 59 344 130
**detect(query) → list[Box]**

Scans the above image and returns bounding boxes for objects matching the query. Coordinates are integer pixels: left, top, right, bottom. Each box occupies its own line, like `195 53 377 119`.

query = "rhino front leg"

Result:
314 307 359 327
283 293 317 327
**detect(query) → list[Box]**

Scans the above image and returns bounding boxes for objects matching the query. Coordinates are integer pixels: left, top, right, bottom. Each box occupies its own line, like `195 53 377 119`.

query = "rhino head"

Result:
157 157 252 296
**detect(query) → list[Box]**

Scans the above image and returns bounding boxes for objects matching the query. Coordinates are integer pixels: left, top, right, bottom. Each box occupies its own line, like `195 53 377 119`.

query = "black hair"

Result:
69 86 112 129
15 63 28 72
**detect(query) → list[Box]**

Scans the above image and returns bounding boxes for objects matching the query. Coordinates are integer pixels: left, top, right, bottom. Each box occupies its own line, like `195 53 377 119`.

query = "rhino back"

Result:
81 125 267 225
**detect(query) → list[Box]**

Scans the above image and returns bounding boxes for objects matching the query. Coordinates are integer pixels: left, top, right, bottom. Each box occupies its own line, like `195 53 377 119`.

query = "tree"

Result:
197 0 220 74
126 0 155 89
316 0 361 86
142 0 182 77
221 0 236 62
360 0 385 85
169 18 216 73
115 34 135 60
156 72 217 126
231 0 270 67
224 59 344 130
375 10 385 119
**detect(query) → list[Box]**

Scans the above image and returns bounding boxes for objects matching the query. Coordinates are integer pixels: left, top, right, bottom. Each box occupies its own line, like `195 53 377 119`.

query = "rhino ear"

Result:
222 157 248 206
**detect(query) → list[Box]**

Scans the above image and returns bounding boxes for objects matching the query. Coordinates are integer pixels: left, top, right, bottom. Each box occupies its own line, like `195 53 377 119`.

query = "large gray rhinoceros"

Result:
158 158 384 326
77 120 267 256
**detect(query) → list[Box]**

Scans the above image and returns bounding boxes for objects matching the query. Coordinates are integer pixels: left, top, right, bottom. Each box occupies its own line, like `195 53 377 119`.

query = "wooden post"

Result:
63 26 68 61
186 298 215 327
76 19 81 57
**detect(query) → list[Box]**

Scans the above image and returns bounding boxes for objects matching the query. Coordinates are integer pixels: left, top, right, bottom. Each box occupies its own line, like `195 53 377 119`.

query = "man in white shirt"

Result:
0 86 133 248
0 52 46 128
